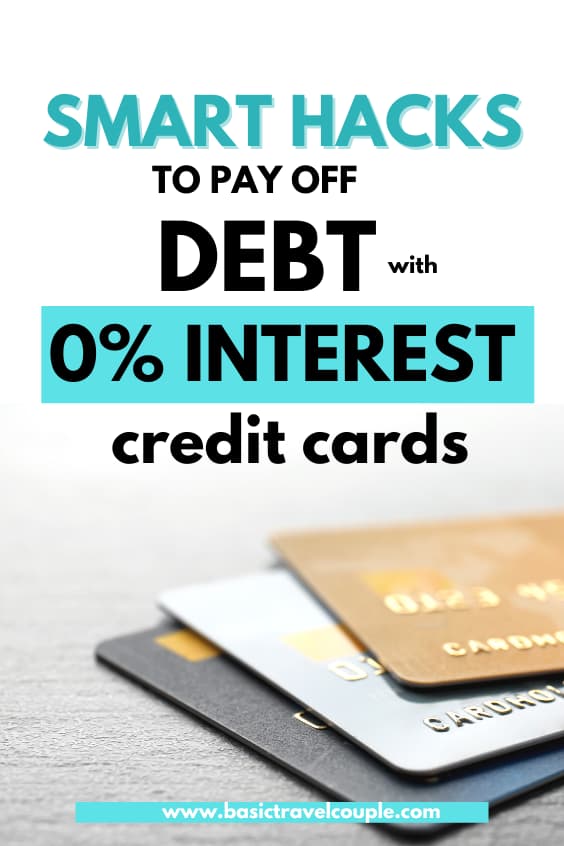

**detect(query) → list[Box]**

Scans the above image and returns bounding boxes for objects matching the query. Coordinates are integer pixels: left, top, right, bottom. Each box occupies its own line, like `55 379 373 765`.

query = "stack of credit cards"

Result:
96 512 564 830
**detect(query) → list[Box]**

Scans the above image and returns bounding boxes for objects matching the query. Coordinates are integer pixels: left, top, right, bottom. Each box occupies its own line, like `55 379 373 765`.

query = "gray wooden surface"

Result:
3 405 564 845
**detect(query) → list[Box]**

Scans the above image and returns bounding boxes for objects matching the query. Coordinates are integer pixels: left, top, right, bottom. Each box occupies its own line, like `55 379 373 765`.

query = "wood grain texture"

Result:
3 407 564 845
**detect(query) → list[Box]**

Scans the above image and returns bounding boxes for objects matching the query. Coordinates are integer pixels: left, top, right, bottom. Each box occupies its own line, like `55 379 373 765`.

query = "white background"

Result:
3 4 564 844
1 0 563 405
2 0 564 597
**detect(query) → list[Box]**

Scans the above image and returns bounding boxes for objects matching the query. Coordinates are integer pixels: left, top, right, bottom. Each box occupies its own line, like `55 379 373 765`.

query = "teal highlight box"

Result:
42 306 533 403
75 800 489 824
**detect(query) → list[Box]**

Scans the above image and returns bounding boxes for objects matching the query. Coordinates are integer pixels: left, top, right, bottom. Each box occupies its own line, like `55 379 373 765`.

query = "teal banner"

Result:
75 800 489 824
42 306 533 403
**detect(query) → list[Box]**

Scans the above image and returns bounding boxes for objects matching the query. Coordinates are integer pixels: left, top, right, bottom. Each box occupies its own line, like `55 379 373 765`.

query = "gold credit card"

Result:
272 512 564 687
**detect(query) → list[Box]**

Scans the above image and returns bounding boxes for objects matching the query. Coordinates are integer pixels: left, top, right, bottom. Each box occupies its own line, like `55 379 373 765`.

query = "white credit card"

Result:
159 569 564 776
